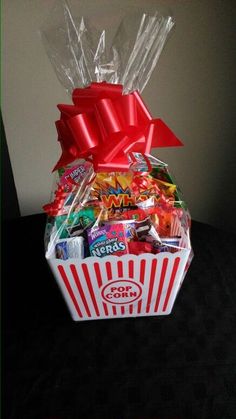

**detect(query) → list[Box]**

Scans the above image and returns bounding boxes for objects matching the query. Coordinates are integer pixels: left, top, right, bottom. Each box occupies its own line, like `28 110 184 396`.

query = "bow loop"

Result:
95 98 123 137
67 113 99 156
54 82 183 172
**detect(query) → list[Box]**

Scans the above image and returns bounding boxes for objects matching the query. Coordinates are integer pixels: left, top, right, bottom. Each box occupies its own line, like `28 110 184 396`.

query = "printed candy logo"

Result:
61 162 91 186
101 280 142 305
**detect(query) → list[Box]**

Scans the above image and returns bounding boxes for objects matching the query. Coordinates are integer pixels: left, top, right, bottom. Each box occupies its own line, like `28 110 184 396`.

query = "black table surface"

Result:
3 214 236 419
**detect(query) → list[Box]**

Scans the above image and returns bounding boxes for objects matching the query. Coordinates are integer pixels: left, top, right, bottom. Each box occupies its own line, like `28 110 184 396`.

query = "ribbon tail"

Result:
151 119 183 148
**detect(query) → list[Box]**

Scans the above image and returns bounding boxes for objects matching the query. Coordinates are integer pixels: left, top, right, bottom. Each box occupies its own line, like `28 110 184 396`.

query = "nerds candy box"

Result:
87 224 128 257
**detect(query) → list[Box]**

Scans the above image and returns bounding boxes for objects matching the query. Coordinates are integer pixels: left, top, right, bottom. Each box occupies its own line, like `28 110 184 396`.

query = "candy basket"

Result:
42 3 193 321
46 215 191 321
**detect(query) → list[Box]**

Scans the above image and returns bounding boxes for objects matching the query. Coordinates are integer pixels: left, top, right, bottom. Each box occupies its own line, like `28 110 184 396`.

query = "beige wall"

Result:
2 0 236 232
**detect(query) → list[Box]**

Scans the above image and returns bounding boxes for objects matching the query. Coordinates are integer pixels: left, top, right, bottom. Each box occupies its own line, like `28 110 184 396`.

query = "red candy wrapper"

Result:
42 2 193 321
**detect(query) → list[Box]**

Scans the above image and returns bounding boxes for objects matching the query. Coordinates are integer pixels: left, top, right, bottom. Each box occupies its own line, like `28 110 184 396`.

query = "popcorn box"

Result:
46 217 191 321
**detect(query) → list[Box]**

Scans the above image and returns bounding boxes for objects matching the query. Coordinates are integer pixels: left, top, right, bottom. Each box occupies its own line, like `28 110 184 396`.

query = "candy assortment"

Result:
44 154 191 260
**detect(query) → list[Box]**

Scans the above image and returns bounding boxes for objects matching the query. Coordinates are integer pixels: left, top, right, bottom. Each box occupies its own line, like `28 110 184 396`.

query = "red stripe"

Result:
140 259 146 284
121 306 125 315
57 265 82 318
117 260 123 277
106 261 112 280
129 305 133 314
146 259 158 313
137 299 142 313
154 258 168 312
70 265 91 317
94 262 103 287
103 302 108 316
162 257 181 312
129 260 134 278
81 264 100 317
138 260 145 314
112 306 117 315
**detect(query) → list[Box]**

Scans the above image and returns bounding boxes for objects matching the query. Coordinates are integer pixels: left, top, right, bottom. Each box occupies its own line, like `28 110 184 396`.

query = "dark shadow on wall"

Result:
1 111 20 220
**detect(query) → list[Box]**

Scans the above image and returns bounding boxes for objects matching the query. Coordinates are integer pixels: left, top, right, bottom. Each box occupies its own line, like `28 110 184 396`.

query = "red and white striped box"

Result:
46 218 192 321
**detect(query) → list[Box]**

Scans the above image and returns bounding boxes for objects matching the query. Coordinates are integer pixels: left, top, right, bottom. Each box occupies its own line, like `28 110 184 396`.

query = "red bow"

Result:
54 82 182 172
